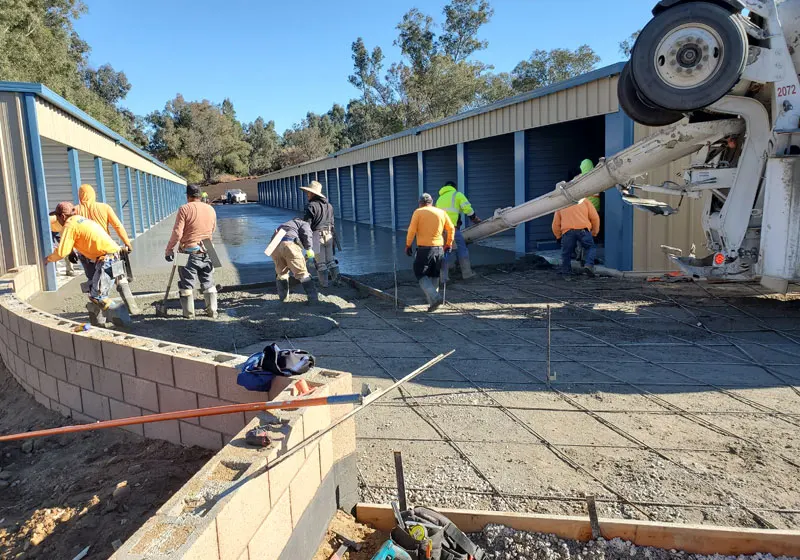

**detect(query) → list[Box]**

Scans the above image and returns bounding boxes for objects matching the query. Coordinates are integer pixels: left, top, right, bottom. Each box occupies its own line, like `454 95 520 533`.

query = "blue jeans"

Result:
561 229 596 273
441 229 469 283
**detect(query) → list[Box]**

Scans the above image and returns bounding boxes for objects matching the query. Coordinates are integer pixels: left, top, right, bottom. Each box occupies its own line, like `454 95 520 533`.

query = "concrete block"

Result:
91 366 123 400
33 390 50 409
236 549 249 560
71 410 95 424
174 355 218 397
50 328 75 359
66 359 93 390
159 384 198 419
198 395 246 436
51 401 71 418
179 421 223 450
134 345 174 383
143 419 182 446
17 316 33 343
110 399 143 436
16 338 29 364
57 381 82 412
277 467 337 560
215 466 271 560
44 351 67 381
74 334 102 364
27 345 45 371
265 421 305 507
31 323 51 351
38 371 59 401
121 375 158 411
7 312 18 335
81 389 111 420
217 362 259 403
319 431 334 481
289 446 321 527
248 489 292 560
102 341 135 376
25 363 40 390
182 519 221 560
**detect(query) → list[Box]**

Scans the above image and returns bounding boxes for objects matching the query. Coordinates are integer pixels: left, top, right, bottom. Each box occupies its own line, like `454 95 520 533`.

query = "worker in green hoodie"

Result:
435 181 481 280
579 159 601 212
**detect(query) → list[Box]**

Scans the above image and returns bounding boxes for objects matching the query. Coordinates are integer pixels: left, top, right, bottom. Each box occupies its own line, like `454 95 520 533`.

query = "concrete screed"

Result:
32 203 800 535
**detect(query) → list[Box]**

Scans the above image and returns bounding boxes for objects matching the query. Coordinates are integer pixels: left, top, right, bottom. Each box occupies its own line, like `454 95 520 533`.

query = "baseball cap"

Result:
419 193 433 204
49 201 75 217
186 185 202 197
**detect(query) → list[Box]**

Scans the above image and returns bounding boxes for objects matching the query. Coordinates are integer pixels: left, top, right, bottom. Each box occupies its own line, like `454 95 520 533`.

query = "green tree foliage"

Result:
620 30 641 59
244 117 280 175
440 0 493 62
83 63 130 104
511 46 600 92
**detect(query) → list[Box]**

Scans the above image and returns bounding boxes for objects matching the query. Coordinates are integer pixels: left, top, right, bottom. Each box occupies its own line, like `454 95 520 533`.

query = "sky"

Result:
73 0 655 133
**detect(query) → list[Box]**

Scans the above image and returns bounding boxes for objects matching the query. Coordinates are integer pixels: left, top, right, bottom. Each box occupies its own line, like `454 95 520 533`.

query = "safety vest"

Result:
436 187 473 225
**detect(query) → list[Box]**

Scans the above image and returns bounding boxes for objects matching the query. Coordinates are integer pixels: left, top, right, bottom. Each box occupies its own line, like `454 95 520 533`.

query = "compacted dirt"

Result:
0 361 213 560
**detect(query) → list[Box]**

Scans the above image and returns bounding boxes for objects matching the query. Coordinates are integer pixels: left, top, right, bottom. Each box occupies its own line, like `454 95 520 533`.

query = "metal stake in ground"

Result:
394 450 408 511
546 305 553 384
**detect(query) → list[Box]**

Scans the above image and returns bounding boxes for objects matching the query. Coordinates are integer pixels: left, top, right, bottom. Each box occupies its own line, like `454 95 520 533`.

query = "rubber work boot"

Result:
116 281 141 315
107 300 133 328
179 289 195 318
86 302 106 327
204 288 218 318
277 278 290 301
318 269 330 288
459 257 476 280
583 266 596 278
329 265 340 286
419 277 442 312
301 276 319 303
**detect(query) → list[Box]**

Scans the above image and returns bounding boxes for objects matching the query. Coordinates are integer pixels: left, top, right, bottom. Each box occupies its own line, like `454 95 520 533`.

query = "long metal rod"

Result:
0 394 363 443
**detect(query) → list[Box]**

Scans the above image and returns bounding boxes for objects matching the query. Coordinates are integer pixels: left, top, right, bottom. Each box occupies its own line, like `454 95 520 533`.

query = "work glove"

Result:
165 252 174 263
444 245 453 254
125 244 133 254
67 251 79 265
305 249 315 260
405 246 413 257
471 215 482 224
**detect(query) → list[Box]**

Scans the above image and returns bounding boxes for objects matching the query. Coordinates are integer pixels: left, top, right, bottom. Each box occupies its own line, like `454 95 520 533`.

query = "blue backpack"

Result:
237 343 315 392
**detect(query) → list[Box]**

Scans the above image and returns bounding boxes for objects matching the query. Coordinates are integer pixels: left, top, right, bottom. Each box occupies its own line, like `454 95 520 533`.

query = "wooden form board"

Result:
356 504 800 557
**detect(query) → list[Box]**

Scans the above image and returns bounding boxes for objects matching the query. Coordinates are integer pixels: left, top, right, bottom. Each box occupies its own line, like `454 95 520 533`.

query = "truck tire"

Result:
631 2 747 112
618 63 684 127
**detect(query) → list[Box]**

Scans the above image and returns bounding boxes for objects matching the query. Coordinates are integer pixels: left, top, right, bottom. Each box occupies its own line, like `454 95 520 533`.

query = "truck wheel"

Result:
618 63 684 127
631 2 747 112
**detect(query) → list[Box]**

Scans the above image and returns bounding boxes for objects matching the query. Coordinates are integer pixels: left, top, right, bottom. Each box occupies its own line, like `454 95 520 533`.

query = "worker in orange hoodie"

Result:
552 198 600 277
406 193 455 312
75 183 139 313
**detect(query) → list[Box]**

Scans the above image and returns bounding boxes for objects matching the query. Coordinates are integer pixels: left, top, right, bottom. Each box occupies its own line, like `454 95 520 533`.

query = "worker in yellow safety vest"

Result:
435 181 481 280
579 159 601 212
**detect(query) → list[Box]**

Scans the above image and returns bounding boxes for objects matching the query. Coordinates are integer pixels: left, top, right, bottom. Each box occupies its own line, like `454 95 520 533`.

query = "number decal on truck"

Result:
777 85 797 97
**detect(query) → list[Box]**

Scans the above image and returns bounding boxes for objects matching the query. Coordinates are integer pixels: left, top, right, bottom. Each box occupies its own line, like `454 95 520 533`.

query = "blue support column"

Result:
336 169 343 219
604 111 635 271
153 177 159 221
111 163 123 221
514 131 527 257
22 94 57 291
367 161 375 226
158 177 164 219
126 168 138 237
144 174 153 228
417 151 424 197
457 143 466 197
94 157 106 203
135 171 146 231
349 166 356 221
67 147 81 202
389 157 397 231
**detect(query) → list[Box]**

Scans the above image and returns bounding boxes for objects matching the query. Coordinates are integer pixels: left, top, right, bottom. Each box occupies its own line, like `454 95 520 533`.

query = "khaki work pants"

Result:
272 241 310 281
312 230 335 272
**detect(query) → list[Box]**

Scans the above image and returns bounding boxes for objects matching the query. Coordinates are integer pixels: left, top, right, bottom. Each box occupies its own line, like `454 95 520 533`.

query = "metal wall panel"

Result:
423 146 456 195
41 138 71 211
465 134 515 237
632 121 705 271
525 117 605 248
393 154 418 231
353 163 369 224
77 152 96 200
130 170 142 231
327 169 340 217
339 167 354 221
371 159 391 228
101 161 121 242
317 169 327 198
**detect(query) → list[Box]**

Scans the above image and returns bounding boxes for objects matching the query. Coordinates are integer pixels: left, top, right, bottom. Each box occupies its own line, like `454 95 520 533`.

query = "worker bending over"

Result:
552 198 600 277
75 183 138 313
301 180 338 287
49 214 77 277
406 193 455 312
165 185 219 319
435 181 481 280
270 218 318 303
47 202 123 311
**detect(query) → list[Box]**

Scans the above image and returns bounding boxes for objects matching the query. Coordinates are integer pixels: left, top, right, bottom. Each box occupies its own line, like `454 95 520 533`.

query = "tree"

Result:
511 46 600 92
83 63 130 104
280 125 331 168
620 30 641 59
244 117 280 175
440 0 493 63
395 9 438 73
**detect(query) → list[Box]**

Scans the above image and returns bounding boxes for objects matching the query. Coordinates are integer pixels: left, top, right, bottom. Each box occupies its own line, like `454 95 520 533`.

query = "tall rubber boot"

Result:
277 278 290 301
318 269 330 288
329 265 340 286
117 281 141 315
179 289 195 318
204 287 218 318
300 276 319 303
419 277 441 311
459 257 475 280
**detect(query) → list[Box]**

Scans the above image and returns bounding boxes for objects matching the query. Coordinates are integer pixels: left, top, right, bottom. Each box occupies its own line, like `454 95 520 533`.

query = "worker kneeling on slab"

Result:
165 185 219 319
552 196 600 278
301 180 339 287
46 202 130 326
270 218 318 303
406 193 455 312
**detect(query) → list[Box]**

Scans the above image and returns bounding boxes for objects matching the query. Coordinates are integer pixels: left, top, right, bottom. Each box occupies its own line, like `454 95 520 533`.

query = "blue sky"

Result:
74 0 654 133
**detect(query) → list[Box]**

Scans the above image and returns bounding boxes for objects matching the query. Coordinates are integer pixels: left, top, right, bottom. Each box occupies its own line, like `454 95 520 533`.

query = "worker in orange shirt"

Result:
552 198 600 277
405 193 455 312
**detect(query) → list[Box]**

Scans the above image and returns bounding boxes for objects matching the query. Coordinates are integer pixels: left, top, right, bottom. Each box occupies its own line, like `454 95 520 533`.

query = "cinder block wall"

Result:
0 273 304 451
112 369 357 560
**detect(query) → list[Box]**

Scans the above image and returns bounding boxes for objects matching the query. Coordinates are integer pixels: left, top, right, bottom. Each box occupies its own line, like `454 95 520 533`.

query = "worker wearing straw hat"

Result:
301 180 338 288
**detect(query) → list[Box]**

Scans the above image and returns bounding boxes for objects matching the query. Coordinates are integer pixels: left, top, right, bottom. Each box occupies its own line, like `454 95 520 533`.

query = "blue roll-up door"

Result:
394 154 417 231
371 159 391 228
317 170 327 198
327 169 341 218
339 167 354 221
526 117 605 248
466 134 515 236
295 175 302 210
353 163 369 224
423 146 456 196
